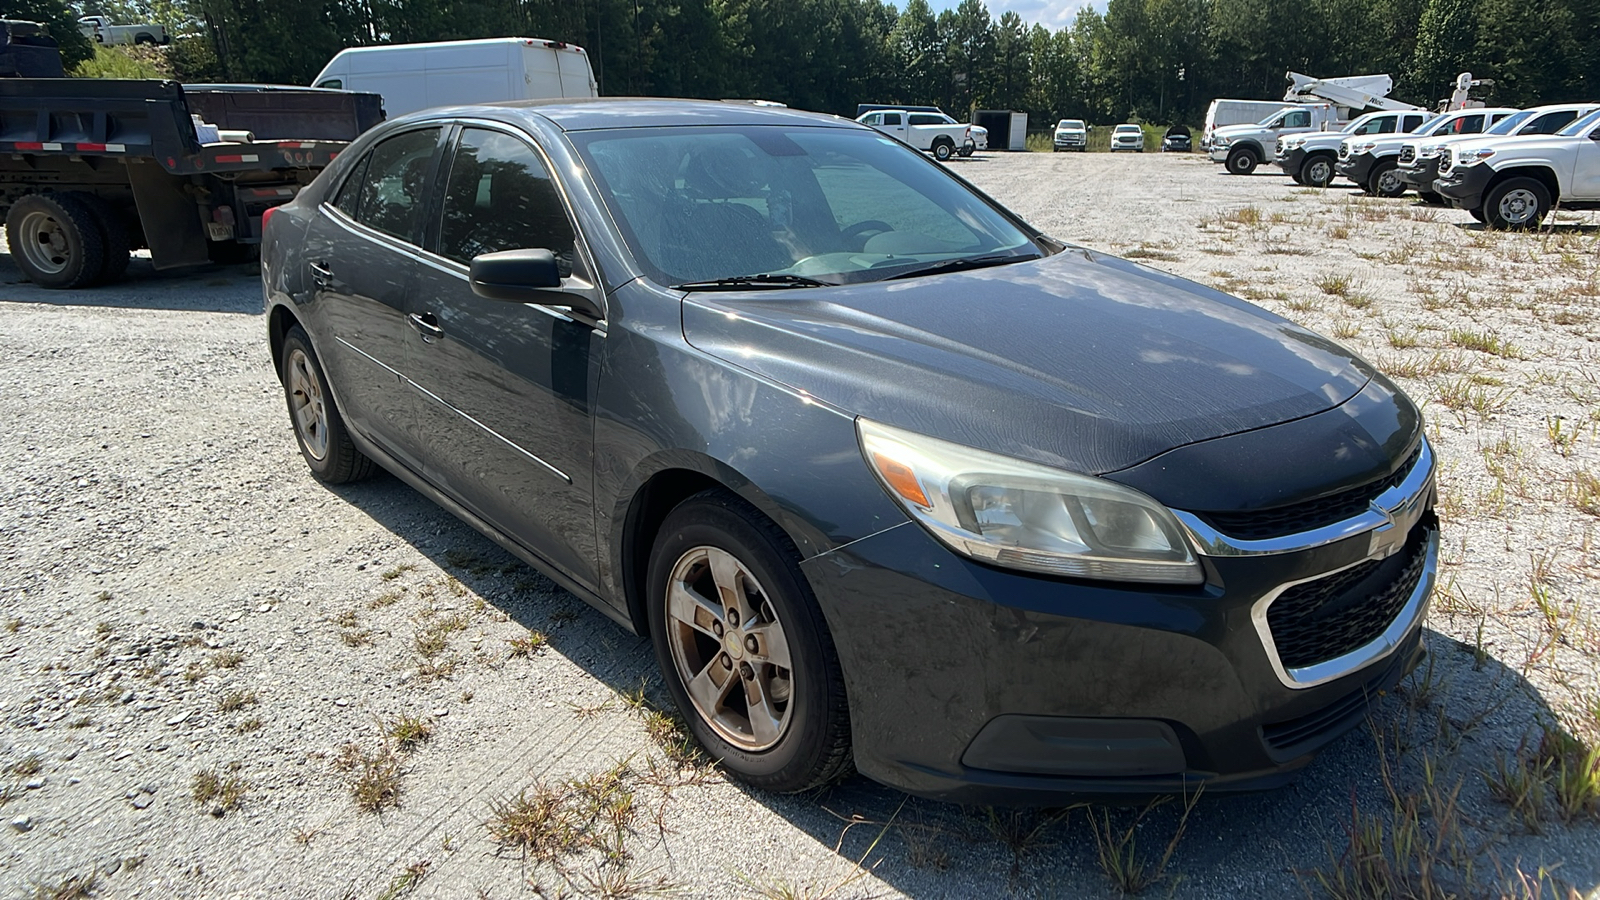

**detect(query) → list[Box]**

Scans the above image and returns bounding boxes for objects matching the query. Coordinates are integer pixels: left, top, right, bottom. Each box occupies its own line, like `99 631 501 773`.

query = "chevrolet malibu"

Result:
261 99 1438 803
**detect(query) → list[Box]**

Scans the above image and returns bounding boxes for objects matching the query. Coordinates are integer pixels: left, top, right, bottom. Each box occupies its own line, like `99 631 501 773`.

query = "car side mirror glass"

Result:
469 249 604 321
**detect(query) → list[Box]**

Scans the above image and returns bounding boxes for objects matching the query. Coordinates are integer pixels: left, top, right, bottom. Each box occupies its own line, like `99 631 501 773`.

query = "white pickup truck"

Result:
1209 103 1342 175
1275 109 1433 187
855 109 974 162
1435 108 1600 228
1398 103 1598 201
77 15 169 46
1337 107 1517 197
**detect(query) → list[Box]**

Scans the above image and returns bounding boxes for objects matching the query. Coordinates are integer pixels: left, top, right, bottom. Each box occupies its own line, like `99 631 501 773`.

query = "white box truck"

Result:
312 38 597 118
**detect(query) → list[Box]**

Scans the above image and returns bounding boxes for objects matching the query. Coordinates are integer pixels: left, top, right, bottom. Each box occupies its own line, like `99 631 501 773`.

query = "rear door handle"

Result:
407 311 444 342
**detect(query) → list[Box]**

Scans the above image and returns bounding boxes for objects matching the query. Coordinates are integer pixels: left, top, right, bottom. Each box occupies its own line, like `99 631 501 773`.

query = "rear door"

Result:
406 124 606 588
300 125 443 471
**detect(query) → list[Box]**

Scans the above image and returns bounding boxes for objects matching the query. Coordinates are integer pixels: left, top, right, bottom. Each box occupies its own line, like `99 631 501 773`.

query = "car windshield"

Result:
1486 110 1535 135
1557 109 1600 137
571 125 1039 287
1115 125 1140 133
1060 120 1084 129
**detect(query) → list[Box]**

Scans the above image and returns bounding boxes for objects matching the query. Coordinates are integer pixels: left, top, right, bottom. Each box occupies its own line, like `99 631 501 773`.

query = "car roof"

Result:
466 97 856 132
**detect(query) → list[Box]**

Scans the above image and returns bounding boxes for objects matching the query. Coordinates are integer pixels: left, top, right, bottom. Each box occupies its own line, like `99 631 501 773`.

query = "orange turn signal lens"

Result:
872 452 930 508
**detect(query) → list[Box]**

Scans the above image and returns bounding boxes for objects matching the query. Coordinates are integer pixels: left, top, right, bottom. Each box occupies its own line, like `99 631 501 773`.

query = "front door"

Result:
1574 124 1600 201
407 126 605 589
301 125 442 471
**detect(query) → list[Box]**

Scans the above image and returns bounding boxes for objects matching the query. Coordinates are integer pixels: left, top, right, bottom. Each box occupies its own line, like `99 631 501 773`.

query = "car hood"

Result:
1446 133 1577 157
681 249 1373 475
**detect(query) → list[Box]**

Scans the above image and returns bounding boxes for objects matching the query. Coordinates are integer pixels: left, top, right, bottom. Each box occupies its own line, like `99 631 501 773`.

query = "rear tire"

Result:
279 325 376 484
5 193 105 289
1225 147 1259 175
647 490 852 793
1483 177 1550 230
931 139 954 162
76 194 132 285
1468 206 1486 223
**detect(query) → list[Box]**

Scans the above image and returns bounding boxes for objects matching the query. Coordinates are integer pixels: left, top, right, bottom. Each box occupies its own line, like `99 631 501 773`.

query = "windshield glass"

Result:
1557 109 1600 137
1115 125 1140 133
1486 110 1535 135
1062 120 1084 129
571 125 1038 287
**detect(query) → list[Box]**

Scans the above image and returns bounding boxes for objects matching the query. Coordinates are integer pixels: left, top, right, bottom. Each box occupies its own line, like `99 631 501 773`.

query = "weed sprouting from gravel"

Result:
1087 791 1200 895
337 742 403 813
507 630 547 658
340 629 373 648
1486 750 1549 832
1572 471 1600 516
183 661 206 683
380 563 416 581
94 621 112 640
487 760 638 866
232 717 262 734
1450 329 1520 358
577 864 679 898
1315 273 1353 296
216 689 258 713
367 587 405 609
385 714 433 750
8 754 44 777
191 767 247 812
374 860 431 900
28 871 98 900
332 609 358 629
209 649 245 670
4 617 20 633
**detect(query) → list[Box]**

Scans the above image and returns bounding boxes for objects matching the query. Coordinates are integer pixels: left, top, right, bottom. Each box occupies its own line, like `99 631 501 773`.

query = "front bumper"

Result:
1208 145 1232 163
802 469 1439 804
1162 139 1191 152
1053 136 1085 150
1336 152 1377 185
1435 163 1493 210
1278 147 1307 178
1399 157 1442 192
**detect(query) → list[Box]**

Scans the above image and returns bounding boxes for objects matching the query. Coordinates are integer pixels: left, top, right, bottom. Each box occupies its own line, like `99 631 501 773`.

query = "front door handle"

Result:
407 311 444 342
308 260 333 286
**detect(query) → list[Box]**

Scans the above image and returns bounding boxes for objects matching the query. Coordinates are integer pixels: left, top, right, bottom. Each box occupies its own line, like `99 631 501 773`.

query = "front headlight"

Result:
1457 148 1495 166
1353 141 1377 154
1418 143 1442 158
1289 136 1308 148
858 419 1203 584
1213 136 1231 148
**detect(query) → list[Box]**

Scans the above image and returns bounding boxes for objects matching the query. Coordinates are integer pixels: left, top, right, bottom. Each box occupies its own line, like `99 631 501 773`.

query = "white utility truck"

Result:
76 15 168 45
312 38 597 118
1338 106 1518 197
1208 72 1424 175
1436 108 1600 228
854 109 974 161
1277 110 1433 187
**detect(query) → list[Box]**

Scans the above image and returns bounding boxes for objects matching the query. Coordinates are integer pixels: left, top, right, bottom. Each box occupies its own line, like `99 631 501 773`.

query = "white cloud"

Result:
925 0 1101 29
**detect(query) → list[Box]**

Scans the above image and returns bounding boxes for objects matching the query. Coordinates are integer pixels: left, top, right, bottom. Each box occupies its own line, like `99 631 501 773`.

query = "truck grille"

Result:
1267 527 1429 671
1398 145 1416 165
1196 445 1422 540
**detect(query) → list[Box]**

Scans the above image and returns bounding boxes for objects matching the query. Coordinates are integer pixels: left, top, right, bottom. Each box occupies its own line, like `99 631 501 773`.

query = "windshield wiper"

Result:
885 253 1040 281
673 274 834 291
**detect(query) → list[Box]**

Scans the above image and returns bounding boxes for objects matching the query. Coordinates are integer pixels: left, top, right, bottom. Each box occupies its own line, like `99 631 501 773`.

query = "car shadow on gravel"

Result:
322 475 1594 897
0 252 261 313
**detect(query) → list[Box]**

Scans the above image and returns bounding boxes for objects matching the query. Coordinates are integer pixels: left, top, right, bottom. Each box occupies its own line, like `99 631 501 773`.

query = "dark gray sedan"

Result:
261 99 1438 803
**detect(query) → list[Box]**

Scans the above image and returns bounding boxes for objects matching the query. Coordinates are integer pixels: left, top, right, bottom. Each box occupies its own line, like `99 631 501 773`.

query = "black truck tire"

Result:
75 193 132 284
1483 177 1551 230
6 193 107 289
1226 147 1259 175
1369 160 1406 198
1303 155 1336 188
931 138 955 162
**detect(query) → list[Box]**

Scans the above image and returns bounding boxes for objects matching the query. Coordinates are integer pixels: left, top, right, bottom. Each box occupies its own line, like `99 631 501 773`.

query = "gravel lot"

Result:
2 152 1598 899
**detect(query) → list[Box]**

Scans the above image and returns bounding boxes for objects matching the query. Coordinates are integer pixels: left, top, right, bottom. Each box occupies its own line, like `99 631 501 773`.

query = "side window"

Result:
1371 117 1397 134
908 114 941 126
1403 115 1424 132
333 153 369 218
438 128 576 276
318 79 342 89
862 113 881 126
1452 115 1485 134
883 113 902 126
1282 109 1310 129
1525 110 1577 134
353 128 440 243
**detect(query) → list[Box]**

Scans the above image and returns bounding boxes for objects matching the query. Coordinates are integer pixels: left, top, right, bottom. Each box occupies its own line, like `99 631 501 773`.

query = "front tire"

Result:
1483 177 1550 230
1369 160 1406 198
647 490 852 793
1225 147 1259 175
1303 155 1336 188
5 193 105 289
279 325 376 483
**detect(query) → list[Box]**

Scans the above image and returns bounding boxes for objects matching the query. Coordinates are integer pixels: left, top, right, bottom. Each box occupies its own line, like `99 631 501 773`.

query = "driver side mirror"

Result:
470 249 603 321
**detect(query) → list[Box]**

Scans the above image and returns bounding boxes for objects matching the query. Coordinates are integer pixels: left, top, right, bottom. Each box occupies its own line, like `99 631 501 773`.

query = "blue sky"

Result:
926 0 1103 30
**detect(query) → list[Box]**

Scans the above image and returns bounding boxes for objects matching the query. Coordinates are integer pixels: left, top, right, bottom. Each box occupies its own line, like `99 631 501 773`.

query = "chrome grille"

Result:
1196 445 1422 541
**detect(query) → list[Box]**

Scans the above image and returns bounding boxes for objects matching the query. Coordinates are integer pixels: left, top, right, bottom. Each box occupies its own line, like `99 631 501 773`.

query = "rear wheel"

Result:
76 194 131 285
1302 155 1336 189
1369 160 1405 198
1226 147 1259 175
1417 190 1444 205
1468 206 1486 223
1483 177 1550 230
931 138 955 162
279 325 376 483
647 490 852 793
5 193 105 289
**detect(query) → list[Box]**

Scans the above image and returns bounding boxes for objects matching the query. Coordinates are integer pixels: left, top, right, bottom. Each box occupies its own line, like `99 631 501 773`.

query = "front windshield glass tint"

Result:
1557 109 1600 137
1486 110 1535 135
572 126 1037 287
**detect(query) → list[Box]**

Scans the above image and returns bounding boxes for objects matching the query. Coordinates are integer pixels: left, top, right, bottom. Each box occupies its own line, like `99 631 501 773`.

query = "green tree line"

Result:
8 0 1598 125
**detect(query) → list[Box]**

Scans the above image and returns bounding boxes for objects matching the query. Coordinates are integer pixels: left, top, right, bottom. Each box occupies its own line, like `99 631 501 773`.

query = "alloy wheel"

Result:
664 545 794 751
17 210 72 277
286 348 330 461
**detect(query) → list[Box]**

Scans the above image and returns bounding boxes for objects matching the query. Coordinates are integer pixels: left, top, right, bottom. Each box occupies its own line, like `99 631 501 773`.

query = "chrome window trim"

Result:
1252 526 1438 690
1173 440 1434 558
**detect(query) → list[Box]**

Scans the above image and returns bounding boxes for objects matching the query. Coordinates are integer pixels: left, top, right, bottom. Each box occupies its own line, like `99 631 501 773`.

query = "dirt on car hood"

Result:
681 248 1373 475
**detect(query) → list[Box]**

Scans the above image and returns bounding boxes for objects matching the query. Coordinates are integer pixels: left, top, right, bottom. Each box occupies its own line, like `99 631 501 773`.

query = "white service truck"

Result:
1436 108 1600 228
76 15 169 46
312 38 597 118
1398 103 1598 201
1276 109 1433 187
1337 107 1518 197
855 109 973 162
1209 103 1342 175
